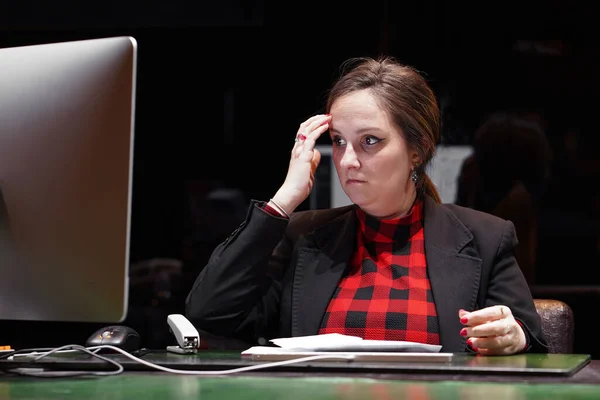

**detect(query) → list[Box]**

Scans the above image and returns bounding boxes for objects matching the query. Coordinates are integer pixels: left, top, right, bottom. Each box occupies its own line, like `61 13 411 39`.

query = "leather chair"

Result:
533 299 574 354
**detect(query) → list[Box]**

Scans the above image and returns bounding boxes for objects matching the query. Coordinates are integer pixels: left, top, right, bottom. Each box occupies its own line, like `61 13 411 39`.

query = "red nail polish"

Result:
467 339 478 352
460 328 467 336
460 317 468 324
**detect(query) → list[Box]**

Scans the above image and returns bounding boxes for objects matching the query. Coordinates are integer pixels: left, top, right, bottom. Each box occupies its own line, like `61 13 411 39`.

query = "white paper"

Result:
240 346 452 363
269 333 442 353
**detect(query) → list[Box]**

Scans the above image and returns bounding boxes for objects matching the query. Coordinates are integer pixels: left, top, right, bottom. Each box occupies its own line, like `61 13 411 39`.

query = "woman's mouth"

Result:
346 179 365 185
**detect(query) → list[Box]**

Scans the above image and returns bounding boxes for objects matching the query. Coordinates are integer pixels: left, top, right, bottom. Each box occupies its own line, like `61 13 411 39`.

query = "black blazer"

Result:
186 195 548 353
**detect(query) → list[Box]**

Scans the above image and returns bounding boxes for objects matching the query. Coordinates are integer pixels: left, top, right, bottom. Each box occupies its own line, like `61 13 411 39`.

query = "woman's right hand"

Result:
270 114 332 215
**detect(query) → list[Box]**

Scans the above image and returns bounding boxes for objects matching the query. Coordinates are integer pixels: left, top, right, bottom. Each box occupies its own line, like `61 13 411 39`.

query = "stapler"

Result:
166 314 200 354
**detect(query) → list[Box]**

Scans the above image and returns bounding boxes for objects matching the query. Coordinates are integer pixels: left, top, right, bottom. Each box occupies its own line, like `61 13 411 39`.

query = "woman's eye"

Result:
364 136 380 145
332 137 346 146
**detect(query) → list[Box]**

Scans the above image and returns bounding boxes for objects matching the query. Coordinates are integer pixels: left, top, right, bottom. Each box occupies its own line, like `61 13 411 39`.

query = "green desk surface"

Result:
0 350 592 376
1 352 599 399
3 373 600 400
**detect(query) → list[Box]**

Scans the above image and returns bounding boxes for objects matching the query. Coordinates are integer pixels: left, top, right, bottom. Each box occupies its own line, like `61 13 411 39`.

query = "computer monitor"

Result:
0 36 137 323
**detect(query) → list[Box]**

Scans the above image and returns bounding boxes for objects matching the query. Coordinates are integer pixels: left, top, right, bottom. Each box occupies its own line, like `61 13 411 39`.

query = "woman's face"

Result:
329 89 419 219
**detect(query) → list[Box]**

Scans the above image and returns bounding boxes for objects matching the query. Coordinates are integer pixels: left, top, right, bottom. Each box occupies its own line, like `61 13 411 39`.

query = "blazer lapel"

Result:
424 196 482 352
291 207 357 337
289 198 483 351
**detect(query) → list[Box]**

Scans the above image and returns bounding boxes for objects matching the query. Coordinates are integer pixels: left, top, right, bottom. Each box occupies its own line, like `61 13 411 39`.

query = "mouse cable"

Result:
2 345 122 378
92 345 356 375
2 344 355 377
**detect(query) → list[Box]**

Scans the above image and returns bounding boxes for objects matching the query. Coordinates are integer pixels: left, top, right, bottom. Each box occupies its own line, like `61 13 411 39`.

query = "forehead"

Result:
330 89 391 132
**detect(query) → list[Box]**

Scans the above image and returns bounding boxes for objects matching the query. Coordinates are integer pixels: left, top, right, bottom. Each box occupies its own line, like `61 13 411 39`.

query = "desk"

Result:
0 350 591 375
1 352 599 399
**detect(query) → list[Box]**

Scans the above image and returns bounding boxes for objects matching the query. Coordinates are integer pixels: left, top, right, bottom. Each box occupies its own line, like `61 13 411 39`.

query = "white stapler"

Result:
166 314 200 354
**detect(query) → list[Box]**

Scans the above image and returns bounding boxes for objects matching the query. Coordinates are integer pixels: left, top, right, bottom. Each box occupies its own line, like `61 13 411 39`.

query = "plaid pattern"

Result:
262 202 286 218
318 198 440 344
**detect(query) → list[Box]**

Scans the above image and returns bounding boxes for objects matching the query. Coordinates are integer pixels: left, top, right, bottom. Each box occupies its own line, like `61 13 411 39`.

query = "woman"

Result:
185 57 548 355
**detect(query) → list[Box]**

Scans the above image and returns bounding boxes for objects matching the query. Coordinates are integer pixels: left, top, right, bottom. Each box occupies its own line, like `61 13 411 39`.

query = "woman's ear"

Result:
411 152 421 166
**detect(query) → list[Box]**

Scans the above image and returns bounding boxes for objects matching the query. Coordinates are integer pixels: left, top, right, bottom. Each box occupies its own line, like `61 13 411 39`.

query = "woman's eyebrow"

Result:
330 127 384 134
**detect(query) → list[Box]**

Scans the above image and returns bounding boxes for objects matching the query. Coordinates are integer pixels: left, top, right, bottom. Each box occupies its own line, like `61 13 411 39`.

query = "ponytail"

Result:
421 174 441 203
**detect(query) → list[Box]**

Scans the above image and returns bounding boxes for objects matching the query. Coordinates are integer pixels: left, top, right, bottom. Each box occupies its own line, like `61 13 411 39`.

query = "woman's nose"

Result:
339 146 360 169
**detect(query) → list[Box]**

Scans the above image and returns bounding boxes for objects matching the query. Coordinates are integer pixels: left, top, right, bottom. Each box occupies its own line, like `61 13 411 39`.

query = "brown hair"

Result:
325 56 442 203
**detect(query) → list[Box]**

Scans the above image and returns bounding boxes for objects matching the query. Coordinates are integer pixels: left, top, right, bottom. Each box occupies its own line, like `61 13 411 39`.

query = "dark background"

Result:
1 0 598 355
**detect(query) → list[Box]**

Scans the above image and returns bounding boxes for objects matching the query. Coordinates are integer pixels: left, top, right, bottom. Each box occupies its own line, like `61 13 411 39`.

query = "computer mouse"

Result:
85 325 141 352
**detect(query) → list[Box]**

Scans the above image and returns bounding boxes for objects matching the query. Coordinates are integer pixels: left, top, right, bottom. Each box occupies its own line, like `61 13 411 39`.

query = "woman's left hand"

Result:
459 305 527 355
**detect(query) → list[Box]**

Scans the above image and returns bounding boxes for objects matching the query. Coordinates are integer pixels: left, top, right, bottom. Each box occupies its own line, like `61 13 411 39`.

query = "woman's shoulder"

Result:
438 202 515 242
288 205 356 234
433 201 518 255
442 202 508 226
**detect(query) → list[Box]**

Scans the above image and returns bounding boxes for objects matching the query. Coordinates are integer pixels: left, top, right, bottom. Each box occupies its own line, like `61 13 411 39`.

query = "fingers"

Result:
468 334 513 351
460 305 510 326
293 115 331 159
459 305 524 355
298 114 329 134
462 318 513 338
295 114 331 145
301 122 330 150
306 114 332 137
468 326 525 355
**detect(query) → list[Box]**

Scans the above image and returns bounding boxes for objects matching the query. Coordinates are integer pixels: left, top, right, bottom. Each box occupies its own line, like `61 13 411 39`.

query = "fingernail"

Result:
467 339 478 351
460 328 467 336
460 317 468 324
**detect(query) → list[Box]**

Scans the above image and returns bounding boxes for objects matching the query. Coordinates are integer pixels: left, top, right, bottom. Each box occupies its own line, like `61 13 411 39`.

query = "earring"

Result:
411 162 419 182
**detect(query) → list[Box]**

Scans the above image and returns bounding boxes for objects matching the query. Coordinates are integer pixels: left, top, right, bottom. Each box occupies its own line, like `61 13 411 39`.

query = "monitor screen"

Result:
0 36 137 323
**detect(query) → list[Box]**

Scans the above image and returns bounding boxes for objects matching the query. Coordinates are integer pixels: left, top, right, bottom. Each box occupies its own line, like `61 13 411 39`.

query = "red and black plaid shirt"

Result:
318 198 440 344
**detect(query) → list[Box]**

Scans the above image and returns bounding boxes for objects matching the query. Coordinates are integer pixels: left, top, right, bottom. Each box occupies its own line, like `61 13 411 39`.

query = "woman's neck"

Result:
367 192 418 220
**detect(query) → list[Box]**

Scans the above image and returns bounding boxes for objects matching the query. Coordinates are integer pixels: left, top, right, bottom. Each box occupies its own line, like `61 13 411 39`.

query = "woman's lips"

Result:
346 179 365 185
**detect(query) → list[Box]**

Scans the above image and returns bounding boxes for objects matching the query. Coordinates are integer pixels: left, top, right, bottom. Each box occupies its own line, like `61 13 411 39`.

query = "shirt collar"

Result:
355 197 424 243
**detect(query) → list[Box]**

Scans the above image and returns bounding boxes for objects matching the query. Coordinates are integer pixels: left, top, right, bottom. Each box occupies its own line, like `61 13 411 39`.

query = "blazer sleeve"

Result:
483 220 549 353
185 200 292 343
